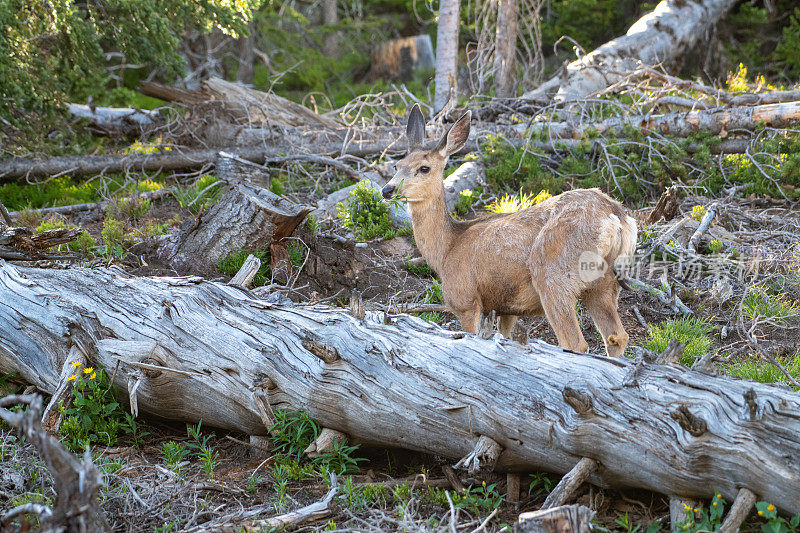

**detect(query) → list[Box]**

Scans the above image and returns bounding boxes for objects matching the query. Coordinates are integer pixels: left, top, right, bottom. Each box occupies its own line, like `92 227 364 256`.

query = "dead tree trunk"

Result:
523 0 739 103
494 0 519 98
158 155 311 276
434 0 461 112
1 263 799 514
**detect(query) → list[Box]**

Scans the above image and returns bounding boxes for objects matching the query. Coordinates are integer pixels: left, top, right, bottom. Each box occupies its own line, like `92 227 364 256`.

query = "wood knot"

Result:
670 405 707 437
303 339 340 364
743 389 758 420
563 387 593 415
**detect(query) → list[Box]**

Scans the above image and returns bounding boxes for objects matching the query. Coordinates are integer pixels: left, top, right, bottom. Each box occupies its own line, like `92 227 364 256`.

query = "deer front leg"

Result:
455 306 482 334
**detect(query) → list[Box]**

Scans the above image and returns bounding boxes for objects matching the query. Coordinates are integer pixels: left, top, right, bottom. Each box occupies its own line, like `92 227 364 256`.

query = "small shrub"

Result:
104 196 152 221
644 317 714 366
269 410 320 458
421 279 443 323
174 175 222 215
406 259 433 277
315 440 366 475
481 140 564 194
453 187 481 215
453 481 504 514
690 205 707 222
337 182 394 240
306 213 320 235
286 241 307 269
161 441 189 469
707 239 724 254
17 208 42 228
59 363 138 452
100 218 127 259
756 501 800 533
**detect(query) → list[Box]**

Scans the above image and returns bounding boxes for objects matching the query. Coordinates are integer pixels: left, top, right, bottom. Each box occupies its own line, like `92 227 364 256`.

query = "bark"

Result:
236 22 256 85
434 0 461 112
523 0 739 103
516 505 595 533
158 155 311 276
2 264 800 513
494 0 519 98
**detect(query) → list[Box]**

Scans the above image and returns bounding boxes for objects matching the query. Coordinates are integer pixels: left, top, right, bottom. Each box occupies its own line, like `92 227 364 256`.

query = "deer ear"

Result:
436 111 471 157
406 104 425 151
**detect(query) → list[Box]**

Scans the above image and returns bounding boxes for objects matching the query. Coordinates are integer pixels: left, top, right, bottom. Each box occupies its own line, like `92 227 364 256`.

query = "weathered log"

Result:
516 505 595 533
157 156 311 275
140 77 341 129
0 226 83 261
513 100 800 140
522 0 738 103
68 104 161 136
2 263 800 513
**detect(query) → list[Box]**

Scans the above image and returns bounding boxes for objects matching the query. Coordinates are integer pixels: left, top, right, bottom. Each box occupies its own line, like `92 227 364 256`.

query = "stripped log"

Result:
1 264 800 513
68 104 161 136
522 0 738 103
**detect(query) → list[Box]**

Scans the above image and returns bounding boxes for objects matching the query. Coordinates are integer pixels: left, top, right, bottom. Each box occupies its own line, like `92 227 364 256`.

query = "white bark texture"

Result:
434 0 461 112
1 263 800 513
523 0 739 102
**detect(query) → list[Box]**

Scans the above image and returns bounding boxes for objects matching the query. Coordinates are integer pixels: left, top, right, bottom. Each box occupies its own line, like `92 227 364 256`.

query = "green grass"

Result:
0 176 164 211
723 352 800 388
643 317 715 365
741 289 798 322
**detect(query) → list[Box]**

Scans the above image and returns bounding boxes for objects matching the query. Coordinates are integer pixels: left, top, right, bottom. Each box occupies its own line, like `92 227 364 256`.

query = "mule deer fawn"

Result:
382 104 637 357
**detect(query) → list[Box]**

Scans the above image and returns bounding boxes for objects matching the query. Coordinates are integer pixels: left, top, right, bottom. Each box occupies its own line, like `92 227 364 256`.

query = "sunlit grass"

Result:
643 317 715 366
486 190 552 214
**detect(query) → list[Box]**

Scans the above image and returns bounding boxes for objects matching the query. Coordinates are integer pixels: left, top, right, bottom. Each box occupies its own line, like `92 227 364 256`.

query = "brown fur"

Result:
384 105 638 357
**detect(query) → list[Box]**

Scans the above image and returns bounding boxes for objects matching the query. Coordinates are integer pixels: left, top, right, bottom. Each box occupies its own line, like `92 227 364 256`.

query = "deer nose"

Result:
381 185 395 199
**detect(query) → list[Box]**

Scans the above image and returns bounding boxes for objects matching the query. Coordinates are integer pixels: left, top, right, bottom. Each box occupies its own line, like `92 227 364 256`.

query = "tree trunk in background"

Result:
237 22 255 85
322 0 339 57
494 0 518 98
523 0 739 103
434 0 461 112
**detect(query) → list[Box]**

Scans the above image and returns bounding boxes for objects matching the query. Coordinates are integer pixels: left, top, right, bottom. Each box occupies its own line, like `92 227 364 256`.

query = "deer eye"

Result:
419 166 430 174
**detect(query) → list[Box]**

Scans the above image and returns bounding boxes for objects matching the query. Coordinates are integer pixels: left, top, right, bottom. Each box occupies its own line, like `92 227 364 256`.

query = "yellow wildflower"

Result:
758 511 764 516
66 374 77 381
482 480 486 486
768 504 775 511
83 367 94 374
90 372 96 380
683 503 691 510
717 493 722 498
712 502 717 507
71 360 82 368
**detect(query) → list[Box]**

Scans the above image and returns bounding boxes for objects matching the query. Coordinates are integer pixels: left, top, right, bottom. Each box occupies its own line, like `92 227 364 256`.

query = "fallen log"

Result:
0 226 83 261
140 77 341 129
513 100 800 139
522 0 738 103
1 263 799 513
68 104 162 136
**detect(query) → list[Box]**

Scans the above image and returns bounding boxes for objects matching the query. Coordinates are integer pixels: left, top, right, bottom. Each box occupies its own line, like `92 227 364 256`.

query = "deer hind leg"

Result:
582 273 629 357
497 315 518 338
537 292 588 353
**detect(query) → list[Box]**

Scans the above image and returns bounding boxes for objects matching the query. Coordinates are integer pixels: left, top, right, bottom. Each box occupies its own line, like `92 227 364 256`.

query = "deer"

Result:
381 104 638 357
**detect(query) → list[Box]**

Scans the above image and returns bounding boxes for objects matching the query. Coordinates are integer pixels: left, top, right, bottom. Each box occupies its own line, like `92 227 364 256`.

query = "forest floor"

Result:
2 159 799 532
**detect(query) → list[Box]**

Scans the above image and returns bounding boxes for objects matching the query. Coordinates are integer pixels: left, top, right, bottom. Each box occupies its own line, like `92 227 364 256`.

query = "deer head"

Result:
381 104 471 203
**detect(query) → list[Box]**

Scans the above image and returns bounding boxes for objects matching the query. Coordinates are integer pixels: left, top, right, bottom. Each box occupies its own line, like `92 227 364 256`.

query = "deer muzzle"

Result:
381 185 396 199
